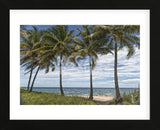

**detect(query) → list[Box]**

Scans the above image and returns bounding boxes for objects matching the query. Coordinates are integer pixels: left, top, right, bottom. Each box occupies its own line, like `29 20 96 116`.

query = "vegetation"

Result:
20 25 140 105
20 88 96 105
72 25 100 99
20 26 56 92
91 25 140 104
109 90 140 105
45 26 75 95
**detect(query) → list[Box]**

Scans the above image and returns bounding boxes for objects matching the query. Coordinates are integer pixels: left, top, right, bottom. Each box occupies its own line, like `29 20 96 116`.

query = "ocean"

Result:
21 87 139 97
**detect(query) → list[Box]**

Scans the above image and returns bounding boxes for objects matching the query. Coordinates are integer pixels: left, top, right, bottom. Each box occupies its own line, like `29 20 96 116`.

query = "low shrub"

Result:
108 90 140 105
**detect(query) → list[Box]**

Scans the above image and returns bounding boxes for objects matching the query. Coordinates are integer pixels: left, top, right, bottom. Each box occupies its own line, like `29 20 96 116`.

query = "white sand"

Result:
81 95 114 102
67 95 114 103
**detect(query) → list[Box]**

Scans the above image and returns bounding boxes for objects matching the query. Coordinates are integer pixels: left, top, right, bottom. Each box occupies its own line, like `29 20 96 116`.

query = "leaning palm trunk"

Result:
60 55 64 96
89 56 93 99
114 42 123 104
30 66 40 92
27 67 33 92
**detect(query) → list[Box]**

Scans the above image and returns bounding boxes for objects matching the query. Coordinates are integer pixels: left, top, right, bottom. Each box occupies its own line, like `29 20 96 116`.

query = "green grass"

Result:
20 88 97 105
109 90 140 105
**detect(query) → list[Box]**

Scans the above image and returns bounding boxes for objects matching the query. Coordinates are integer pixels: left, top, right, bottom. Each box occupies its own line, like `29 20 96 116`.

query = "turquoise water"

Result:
21 87 139 96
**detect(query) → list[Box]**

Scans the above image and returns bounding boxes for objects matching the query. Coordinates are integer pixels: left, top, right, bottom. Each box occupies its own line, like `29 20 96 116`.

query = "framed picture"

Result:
1 0 157 129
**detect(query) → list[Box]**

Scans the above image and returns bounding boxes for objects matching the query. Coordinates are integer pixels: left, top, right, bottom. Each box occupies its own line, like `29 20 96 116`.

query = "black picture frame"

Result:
0 0 158 129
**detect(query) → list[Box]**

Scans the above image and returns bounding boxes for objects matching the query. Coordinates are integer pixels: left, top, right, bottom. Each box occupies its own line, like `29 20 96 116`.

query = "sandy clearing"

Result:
81 95 114 102
67 95 114 104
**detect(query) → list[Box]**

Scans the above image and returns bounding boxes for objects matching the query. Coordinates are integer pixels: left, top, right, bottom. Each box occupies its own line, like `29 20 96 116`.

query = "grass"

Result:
20 88 97 105
109 90 140 105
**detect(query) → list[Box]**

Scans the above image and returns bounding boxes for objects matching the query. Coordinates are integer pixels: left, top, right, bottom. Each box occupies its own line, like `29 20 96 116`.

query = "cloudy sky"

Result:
20 25 140 88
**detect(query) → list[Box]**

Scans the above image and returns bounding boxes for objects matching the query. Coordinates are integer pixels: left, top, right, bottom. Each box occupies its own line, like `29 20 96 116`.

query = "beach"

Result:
68 95 115 105
83 95 114 105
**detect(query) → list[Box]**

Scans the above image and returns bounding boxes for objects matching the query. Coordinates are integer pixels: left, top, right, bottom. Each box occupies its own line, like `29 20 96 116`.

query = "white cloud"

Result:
20 47 140 88
122 79 140 83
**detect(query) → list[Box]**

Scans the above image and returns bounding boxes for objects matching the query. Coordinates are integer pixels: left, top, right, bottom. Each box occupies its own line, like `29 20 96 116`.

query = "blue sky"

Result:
20 25 140 88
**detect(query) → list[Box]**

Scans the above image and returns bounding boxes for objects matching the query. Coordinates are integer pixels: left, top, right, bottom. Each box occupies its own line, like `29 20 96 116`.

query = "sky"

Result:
20 25 140 88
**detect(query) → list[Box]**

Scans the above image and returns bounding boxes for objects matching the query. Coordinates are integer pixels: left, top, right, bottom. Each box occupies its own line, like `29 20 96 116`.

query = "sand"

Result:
82 95 114 104
67 95 114 105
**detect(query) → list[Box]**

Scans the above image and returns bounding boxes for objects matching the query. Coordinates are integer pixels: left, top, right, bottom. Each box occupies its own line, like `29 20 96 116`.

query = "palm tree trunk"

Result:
30 66 40 92
114 42 123 104
27 67 33 92
89 56 93 99
60 55 64 96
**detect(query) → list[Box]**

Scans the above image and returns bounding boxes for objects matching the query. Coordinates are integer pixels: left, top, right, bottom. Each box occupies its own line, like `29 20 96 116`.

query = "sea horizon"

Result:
21 87 139 96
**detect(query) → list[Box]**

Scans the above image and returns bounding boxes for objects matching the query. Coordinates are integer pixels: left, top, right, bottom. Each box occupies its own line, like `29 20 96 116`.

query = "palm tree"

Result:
35 25 75 95
20 26 38 92
72 25 103 99
93 25 140 104
20 26 57 92
29 54 57 92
